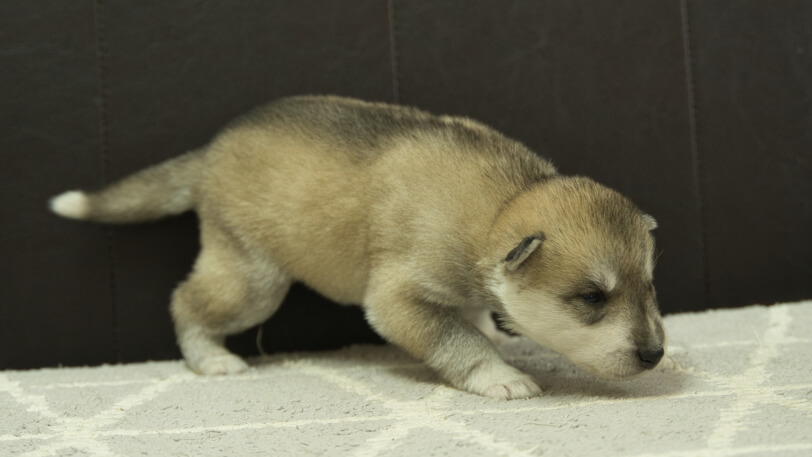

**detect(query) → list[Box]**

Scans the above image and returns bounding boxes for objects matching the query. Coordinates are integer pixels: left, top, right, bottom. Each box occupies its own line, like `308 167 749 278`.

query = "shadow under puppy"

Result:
50 95 665 399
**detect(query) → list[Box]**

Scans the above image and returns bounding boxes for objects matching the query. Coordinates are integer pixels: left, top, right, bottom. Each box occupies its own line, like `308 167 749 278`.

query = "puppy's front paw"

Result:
481 378 541 399
193 354 249 375
462 363 541 400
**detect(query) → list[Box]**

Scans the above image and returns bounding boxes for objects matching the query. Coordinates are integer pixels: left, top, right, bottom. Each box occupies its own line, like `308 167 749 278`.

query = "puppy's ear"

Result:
642 214 658 231
504 233 544 272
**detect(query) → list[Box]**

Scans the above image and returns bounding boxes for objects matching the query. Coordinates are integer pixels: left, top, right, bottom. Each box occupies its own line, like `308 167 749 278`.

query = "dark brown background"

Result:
2 1 810 369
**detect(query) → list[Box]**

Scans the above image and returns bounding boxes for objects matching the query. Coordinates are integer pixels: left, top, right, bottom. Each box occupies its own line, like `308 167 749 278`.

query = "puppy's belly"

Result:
286 259 369 305
251 217 371 305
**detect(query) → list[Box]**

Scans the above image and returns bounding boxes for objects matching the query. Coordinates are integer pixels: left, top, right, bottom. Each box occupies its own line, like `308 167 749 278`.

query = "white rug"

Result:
2 301 811 457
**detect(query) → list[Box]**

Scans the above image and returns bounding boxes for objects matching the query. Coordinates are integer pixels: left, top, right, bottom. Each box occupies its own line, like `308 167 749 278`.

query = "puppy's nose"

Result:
638 347 664 369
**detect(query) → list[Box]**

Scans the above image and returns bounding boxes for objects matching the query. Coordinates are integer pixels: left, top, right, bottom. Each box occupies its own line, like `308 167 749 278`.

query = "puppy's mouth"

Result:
492 312 522 336
576 349 664 380
493 312 665 379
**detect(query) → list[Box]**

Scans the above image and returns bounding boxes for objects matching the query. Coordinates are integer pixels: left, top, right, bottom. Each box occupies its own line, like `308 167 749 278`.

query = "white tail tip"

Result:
50 191 90 219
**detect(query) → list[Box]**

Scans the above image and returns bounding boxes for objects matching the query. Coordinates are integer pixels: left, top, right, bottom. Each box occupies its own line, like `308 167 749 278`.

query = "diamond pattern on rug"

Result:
1 302 811 457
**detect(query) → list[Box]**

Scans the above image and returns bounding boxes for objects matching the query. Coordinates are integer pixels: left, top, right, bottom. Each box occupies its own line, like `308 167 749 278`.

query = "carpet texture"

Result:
2 301 811 457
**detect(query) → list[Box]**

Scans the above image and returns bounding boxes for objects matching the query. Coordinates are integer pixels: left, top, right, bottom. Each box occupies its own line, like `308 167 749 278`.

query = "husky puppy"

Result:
50 96 665 399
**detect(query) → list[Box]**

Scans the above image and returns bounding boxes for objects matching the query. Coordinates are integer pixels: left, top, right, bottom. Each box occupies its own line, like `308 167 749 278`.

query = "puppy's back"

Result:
197 96 557 302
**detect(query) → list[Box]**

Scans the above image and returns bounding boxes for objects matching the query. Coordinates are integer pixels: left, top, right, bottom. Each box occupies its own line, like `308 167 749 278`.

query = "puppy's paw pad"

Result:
481 379 542 400
196 355 249 375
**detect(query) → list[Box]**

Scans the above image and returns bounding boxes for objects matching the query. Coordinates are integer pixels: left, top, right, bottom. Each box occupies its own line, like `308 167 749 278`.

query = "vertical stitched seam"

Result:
93 0 120 362
387 0 401 103
680 0 710 308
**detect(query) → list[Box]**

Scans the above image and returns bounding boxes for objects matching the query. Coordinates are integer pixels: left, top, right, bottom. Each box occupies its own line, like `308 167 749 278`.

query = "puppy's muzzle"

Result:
637 347 664 369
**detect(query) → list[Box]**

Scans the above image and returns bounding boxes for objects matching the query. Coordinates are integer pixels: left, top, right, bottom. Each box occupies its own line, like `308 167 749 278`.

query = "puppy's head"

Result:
489 177 665 379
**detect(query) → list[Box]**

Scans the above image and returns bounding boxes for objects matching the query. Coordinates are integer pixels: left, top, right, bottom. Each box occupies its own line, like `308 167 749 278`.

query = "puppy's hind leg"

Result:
171 224 292 375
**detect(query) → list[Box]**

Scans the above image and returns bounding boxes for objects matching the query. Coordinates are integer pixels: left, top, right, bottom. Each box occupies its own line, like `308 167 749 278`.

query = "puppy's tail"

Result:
49 149 206 224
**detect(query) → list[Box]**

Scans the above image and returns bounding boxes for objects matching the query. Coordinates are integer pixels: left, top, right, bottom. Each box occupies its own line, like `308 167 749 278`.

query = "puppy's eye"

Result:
581 291 606 305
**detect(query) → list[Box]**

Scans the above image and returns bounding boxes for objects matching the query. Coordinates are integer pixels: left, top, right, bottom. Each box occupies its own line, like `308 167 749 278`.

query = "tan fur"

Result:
51 95 664 399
